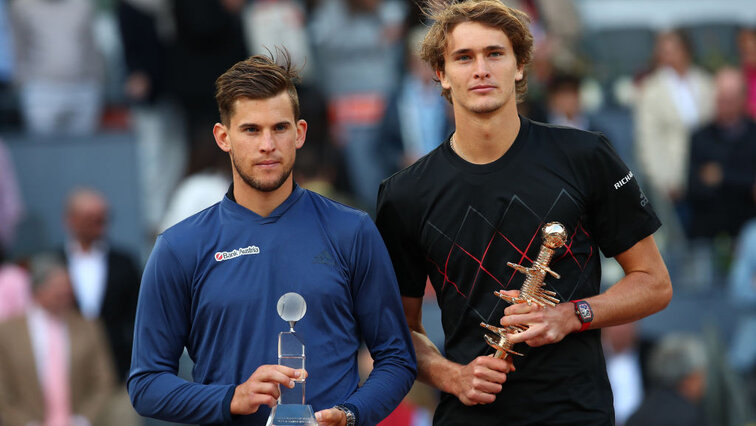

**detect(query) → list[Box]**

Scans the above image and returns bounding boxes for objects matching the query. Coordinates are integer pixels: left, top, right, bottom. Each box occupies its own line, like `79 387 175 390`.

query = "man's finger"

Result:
471 377 504 394
499 312 540 327
315 408 345 425
247 381 282 399
503 301 540 316
252 365 304 386
507 325 542 344
249 393 278 410
473 355 512 374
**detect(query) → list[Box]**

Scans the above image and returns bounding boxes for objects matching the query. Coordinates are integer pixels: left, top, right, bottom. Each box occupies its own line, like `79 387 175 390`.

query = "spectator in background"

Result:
687 67 756 241
603 323 645 426
117 0 188 236
167 0 247 176
0 0 13 87
10 0 104 135
0 250 31 322
0 253 115 426
380 25 453 172
634 29 714 222
531 72 597 131
626 334 709 426
310 0 406 211
728 220 756 391
60 189 141 425
738 27 756 120
0 139 23 253
158 144 230 233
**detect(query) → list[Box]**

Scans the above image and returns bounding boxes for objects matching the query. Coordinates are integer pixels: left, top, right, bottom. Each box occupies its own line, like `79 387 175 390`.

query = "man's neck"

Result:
232 175 294 217
452 103 521 164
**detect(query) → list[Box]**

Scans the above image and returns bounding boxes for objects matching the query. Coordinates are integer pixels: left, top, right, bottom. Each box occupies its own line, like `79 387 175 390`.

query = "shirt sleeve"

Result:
375 178 428 298
127 235 236 424
586 135 662 258
342 215 418 426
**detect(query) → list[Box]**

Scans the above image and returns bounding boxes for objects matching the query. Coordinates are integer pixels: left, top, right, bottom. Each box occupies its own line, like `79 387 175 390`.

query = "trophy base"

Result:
266 404 319 426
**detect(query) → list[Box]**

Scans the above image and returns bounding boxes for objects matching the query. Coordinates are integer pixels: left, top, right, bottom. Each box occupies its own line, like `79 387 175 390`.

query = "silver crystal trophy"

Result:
266 292 318 426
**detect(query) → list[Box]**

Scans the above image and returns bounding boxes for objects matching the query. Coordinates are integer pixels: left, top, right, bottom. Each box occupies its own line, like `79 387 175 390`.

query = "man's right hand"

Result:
230 365 305 415
450 355 514 406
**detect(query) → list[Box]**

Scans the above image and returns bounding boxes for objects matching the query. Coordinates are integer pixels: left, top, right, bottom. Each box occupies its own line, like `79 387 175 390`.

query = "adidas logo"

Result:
313 249 335 266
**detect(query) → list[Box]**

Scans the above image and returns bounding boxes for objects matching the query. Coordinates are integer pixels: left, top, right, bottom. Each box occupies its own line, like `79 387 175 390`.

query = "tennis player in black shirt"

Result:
376 1 672 424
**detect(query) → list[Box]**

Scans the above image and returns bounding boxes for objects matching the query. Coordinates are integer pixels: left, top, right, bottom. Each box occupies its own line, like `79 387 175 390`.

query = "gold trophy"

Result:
480 222 567 359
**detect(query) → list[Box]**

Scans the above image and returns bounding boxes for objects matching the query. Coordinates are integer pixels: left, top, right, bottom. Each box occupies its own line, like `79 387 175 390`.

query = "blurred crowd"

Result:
0 0 755 425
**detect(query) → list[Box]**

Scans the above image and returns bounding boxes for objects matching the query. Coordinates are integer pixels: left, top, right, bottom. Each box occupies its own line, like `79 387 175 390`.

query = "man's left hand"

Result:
315 408 346 426
498 290 580 347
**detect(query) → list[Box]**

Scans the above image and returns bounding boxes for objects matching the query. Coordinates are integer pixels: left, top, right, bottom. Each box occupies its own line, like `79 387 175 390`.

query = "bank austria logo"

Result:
214 246 261 262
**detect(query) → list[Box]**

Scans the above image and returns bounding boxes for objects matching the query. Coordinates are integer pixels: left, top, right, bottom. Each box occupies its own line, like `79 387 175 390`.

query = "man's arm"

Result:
318 216 417 426
127 235 298 423
501 234 672 346
403 296 514 406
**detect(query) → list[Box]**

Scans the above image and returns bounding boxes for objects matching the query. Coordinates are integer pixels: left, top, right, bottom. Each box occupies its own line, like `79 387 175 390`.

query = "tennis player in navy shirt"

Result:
128 52 417 426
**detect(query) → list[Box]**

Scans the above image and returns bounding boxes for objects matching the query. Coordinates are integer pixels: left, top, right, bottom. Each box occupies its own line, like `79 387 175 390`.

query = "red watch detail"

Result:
571 300 593 332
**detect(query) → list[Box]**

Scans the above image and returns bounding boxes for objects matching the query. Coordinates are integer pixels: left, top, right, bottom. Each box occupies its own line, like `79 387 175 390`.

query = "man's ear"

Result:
295 119 307 149
437 68 451 90
213 123 231 152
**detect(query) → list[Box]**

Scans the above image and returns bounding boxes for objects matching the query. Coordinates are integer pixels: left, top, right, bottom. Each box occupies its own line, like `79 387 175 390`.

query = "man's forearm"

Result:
411 328 460 395
584 269 672 329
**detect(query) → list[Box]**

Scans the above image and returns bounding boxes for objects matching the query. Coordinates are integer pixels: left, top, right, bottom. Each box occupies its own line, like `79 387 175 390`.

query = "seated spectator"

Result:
530 72 601 132
687 67 756 240
635 29 714 210
738 27 756 120
310 0 406 210
0 139 23 253
626 334 708 426
729 220 756 378
10 0 104 135
0 252 31 322
60 188 141 425
380 25 453 172
603 322 645 426
0 253 115 426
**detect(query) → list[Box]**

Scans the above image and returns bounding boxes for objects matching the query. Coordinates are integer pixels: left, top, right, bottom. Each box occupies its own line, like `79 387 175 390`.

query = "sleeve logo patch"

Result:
214 246 261 262
613 171 634 190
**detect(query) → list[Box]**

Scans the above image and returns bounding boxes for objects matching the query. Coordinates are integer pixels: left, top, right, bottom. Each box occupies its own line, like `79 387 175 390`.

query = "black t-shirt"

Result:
376 116 660 426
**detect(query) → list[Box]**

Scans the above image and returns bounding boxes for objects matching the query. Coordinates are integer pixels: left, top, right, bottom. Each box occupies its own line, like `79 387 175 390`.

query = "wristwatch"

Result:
571 300 593 332
334 404 356 426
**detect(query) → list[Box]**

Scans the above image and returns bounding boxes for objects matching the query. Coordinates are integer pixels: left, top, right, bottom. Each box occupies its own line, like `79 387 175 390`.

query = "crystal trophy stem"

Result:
481 222 568 359
267 293 318 426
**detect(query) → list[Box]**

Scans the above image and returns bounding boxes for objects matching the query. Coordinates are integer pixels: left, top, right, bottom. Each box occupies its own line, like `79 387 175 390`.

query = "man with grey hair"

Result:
0 253 115 426
626 334 708 426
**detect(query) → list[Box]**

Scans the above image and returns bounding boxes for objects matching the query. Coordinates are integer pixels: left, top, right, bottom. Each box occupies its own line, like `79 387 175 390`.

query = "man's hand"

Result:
314 408 346 426
499 292 580 347
450 355 514 406
230 365 304 415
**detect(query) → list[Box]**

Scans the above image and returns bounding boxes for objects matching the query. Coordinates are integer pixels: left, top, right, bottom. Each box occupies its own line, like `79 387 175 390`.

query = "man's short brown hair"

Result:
215 50 301 125
420 0 533 103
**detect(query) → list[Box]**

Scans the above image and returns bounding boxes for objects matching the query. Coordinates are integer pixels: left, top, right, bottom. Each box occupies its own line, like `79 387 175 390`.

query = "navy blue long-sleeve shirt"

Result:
128 185 416 425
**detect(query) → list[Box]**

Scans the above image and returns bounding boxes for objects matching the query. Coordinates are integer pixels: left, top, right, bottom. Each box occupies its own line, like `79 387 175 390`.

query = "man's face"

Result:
68 195 108 244
35 267 75 317
214 92 307 194
438 21 524 115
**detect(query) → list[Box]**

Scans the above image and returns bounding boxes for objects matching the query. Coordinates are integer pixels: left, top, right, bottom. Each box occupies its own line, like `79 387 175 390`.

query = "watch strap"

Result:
334 404 357 426
571 299 593 332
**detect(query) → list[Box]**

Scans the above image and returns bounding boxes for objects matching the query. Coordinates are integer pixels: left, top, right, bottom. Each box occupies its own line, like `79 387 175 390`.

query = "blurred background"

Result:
0 0 755 425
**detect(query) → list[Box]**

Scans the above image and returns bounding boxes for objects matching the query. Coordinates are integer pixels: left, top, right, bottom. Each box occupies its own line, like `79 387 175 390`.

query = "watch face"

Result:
576 301 593 322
